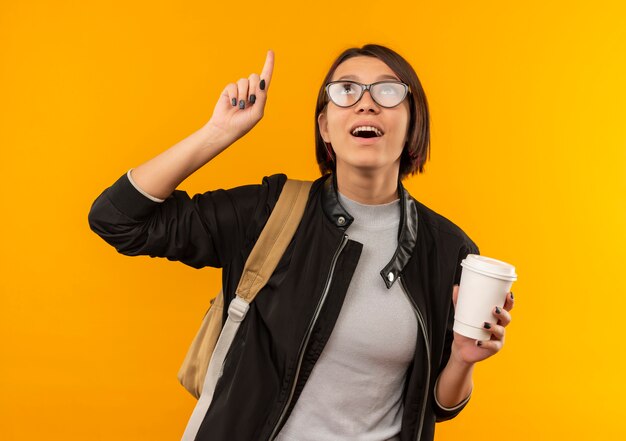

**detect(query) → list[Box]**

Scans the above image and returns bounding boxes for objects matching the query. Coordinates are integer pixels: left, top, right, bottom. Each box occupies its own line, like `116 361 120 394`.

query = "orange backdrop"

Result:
1 0 625 439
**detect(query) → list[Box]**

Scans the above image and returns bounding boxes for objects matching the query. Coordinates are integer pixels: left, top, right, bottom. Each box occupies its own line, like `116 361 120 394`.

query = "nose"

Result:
355 90 380 113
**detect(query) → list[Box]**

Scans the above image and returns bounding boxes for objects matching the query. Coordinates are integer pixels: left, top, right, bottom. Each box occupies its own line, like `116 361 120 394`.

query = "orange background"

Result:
1 0 625 439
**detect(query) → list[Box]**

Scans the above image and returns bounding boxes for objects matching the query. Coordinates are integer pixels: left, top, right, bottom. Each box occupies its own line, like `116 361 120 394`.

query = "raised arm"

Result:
130 50 275 200
88 50 282 269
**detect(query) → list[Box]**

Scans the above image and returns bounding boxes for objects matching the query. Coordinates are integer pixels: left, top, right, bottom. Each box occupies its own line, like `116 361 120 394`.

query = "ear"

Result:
318 111 330 143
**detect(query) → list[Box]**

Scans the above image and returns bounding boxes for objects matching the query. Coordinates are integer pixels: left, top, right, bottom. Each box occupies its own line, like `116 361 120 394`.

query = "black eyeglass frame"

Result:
324 80 412 109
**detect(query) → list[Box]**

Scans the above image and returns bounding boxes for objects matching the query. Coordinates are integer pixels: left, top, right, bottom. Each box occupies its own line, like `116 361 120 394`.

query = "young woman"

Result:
88 44 514 441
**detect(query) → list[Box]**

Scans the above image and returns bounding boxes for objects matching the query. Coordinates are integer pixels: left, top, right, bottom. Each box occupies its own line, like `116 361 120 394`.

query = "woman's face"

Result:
318 56 410 178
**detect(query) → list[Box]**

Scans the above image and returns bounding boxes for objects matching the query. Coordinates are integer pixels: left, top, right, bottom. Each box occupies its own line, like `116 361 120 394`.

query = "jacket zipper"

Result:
268 233 349 440
398 276 430 441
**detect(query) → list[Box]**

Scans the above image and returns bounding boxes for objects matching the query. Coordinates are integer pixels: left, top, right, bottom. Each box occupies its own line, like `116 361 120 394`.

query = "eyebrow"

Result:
336 74 400 81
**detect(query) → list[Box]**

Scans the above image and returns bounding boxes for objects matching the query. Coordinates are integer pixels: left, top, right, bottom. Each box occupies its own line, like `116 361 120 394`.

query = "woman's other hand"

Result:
450 285 514 365
202 49 275 148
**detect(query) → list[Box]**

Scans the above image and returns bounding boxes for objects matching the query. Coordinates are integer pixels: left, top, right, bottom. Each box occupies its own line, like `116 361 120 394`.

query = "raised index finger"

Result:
260 49 274 91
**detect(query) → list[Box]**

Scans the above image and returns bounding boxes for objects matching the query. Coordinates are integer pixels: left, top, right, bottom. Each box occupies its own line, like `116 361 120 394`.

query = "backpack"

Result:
178 178 312 440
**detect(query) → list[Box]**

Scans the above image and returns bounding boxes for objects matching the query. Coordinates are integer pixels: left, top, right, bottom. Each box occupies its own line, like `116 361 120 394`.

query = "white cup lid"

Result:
461 254 517 281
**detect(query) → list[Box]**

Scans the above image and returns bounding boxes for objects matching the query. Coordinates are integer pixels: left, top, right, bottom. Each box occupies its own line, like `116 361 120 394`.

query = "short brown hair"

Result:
315 44 430 180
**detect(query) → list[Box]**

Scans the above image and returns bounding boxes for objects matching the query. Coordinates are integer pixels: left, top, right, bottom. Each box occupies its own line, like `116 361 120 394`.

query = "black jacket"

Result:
88 171 479 441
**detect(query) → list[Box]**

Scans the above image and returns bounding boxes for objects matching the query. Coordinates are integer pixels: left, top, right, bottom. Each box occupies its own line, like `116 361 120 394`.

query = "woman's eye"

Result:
340 83 357 94
380 85 398 95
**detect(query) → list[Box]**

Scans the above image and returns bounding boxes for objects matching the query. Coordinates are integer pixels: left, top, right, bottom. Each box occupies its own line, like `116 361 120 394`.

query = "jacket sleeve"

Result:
433 235 480 422
87 171 287 269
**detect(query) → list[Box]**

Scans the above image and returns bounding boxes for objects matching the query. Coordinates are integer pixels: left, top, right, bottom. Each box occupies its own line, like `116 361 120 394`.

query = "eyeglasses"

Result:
325 80 410 108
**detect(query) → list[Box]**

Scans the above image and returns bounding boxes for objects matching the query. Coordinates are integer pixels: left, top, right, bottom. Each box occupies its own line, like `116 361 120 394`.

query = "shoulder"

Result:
214 173 288 215
411 196 479 253
234 172 324 211
231 172 288 198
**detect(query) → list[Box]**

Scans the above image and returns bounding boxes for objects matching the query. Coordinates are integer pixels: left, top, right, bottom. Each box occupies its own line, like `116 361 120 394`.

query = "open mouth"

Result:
351 126 384 138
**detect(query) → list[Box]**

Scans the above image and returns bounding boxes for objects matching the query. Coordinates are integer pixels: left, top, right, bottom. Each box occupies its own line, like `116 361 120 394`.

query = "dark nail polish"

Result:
511 292 514 300
260 79 266 90
232 98 237 106
239 100 245 109
483 322 491 329
477 340 483 347
495 306 501 314
249 94 256 104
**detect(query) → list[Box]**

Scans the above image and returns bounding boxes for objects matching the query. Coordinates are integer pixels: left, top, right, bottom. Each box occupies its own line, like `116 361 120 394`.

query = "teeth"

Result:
351 126 383 137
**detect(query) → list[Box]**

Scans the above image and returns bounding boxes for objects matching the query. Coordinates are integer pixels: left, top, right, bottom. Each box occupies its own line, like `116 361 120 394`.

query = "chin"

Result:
339 159 390 174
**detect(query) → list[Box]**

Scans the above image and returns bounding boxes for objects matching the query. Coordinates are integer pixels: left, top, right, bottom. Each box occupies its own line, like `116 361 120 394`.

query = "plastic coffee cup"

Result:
453 254 517 340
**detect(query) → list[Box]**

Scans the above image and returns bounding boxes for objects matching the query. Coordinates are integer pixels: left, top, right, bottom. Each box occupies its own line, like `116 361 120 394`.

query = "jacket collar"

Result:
321 173 418 288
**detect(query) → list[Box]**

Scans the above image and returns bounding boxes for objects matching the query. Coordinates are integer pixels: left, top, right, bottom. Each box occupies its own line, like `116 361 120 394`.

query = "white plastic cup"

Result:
453 254 517 340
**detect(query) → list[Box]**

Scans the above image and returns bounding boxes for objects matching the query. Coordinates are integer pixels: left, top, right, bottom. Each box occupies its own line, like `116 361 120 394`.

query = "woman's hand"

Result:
450 285 514 365
201 49 275 148
434 285 513 408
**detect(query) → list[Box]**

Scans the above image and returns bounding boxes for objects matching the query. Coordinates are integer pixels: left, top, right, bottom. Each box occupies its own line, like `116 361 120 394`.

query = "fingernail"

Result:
483 322 491 329
231 98 237 106
511 292 514 300
260 79 266 90
249 94 256 104
239 100 245 109
495 306 501 314
476 340 483 347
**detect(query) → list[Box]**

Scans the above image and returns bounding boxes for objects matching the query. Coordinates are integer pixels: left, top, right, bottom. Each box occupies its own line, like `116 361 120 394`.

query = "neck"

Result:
335 163 400 205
